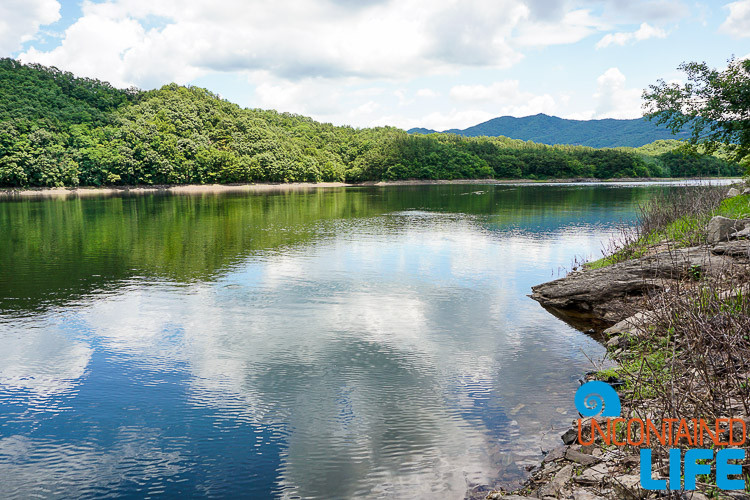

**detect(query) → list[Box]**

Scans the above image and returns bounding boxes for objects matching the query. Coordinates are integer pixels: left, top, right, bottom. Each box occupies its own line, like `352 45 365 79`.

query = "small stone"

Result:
605 335 620 348
565 448 600 466
611 474 644 499
574 463 609 485
681 492 710 500
743 187 750 195
543 445 568 463
603 311 654 336
561 428 578 445
573 490 606 500
540 464 573 497
726 187 741 198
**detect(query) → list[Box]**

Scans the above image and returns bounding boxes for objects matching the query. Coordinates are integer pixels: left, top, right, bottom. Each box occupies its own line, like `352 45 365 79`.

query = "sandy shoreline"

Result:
0 177 740 199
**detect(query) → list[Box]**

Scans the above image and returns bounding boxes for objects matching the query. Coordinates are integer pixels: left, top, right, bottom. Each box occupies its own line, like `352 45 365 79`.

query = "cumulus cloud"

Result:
596 22 667 48
12 0 684 130
514 8 609 46
367 79 560 130
18 0 531 88
449 80 557 114
720 0 750 38
416 88 440 98
602 0 688 23
593 67 642 119
0 0 60 54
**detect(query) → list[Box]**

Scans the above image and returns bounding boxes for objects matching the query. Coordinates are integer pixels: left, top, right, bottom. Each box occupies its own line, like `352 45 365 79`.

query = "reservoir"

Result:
0 182 719 498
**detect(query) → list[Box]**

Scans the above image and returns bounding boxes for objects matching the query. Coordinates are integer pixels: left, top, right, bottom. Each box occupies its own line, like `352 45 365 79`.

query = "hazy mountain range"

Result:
407 113 689 148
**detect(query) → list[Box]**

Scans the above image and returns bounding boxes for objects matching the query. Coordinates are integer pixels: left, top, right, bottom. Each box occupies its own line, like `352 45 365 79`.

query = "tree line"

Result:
0 58 743 188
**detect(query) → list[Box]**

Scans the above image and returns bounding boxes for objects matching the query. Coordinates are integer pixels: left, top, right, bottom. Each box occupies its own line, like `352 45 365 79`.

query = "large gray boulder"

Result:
706 216 748 244
726 187 741 198
530 246 735 329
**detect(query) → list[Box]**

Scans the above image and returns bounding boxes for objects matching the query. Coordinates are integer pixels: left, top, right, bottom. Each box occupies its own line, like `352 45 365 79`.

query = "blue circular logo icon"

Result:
574 380 621 417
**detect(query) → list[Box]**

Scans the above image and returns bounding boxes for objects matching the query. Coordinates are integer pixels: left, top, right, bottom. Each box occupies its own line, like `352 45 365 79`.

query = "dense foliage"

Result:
644 57 750 164
0 59 743 187
407 113 690 148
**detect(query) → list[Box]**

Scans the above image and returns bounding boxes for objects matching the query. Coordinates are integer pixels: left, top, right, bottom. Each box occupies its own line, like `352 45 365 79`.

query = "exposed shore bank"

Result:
484 184 750 500
0 177 740 199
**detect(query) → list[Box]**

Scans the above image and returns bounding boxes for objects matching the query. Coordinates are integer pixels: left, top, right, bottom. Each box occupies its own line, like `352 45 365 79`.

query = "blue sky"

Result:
3 0 750 130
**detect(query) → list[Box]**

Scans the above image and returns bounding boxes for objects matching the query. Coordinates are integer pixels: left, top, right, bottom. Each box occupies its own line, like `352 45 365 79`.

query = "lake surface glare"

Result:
0 183 695 498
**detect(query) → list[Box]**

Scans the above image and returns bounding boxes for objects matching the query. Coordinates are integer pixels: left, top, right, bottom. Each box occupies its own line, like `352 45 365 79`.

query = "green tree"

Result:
643 57 750 167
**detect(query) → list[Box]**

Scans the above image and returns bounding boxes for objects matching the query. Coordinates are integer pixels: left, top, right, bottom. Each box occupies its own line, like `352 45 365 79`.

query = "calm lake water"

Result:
0 182 726 498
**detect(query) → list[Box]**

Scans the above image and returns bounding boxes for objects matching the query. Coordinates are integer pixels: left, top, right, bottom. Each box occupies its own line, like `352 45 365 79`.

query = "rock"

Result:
485 493 528 500
711 239 750 257
603 311 655 336
707 216 747 244
611 474 645 499
539 464 573 498
726 187 741 198
731 226 750 239
573 463 609 486
561 428 578 445
605 335 630 350
681 492 710 500
743 188 750 196
530 246 734 328
573 491 606 500
565 448 600 466
543 445 568 463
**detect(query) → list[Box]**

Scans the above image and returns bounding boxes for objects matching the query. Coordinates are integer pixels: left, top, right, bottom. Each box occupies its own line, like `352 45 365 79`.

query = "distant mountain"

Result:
407 113 689 148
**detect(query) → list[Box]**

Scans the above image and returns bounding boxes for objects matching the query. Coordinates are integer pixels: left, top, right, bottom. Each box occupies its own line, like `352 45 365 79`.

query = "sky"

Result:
2 0 750 131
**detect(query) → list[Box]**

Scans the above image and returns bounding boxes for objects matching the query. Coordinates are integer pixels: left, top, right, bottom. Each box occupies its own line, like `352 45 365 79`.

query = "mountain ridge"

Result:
408 113 690 148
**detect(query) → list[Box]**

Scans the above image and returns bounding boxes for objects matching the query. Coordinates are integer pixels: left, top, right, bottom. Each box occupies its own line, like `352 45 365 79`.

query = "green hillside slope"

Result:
0 59 742 187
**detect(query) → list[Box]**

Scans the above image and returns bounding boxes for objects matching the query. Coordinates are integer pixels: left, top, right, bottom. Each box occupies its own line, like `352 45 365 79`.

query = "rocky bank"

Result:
483 195 750 500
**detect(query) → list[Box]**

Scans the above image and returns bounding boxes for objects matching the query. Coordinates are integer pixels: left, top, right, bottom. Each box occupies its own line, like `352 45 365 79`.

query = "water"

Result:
0 182 722 498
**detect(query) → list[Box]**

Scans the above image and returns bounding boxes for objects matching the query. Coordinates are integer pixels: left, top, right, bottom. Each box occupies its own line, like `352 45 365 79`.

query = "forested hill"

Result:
0 59 742 188
408 114 691 148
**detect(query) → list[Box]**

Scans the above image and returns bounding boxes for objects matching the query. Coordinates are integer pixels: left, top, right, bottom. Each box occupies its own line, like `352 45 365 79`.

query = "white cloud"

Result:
720 0 750 38
250 74 388 126
18 0 534 89
372 109 497 131
592 67 642 119
596 22 667 48
0 0 60 54
515 8 609 46
598 0 689 24
416 88 440 98
10 0 693 130
449 80 557 114
369 80 559 130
